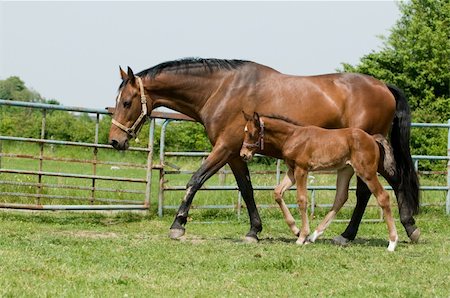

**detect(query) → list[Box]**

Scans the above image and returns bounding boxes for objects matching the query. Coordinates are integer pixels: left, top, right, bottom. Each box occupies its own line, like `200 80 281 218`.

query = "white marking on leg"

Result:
387 235 398 252
182 186 192 203
308 230 322 243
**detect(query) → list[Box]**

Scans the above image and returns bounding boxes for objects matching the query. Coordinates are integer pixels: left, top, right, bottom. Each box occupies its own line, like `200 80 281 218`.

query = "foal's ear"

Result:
127 67 136 84
242 111 252 121
119 66 128 81
253 112 260 123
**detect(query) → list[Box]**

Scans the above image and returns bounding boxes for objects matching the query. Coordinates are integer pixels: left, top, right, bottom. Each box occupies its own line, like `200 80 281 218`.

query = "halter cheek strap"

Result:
111 76 148 138
243 119 265 150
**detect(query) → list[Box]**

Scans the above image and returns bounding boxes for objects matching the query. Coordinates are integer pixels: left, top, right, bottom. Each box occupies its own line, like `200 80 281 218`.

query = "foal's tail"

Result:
373 134 396 177
387 84 420 215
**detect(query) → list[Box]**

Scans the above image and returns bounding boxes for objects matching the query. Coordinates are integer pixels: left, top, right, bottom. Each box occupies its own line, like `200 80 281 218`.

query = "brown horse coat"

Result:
108 58 419 242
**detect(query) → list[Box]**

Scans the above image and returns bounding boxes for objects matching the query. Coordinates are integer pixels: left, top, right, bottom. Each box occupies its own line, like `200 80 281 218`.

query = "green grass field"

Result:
0 209 449 297
1 141 450 296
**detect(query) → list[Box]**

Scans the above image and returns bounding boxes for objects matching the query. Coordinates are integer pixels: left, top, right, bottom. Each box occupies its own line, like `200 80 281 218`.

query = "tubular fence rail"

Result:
1 99 449 217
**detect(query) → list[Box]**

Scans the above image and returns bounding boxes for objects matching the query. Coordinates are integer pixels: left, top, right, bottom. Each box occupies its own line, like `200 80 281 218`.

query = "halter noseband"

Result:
111 76 148 138
243 119 265 151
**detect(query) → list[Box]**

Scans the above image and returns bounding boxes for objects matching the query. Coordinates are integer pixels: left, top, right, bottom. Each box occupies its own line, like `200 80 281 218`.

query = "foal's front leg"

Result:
308 166 354 243
274 168 299 236
294 168 310 244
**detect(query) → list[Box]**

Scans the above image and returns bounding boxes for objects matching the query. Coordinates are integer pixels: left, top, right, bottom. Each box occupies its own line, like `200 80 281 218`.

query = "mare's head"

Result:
109 67 150 150
240 112 264 162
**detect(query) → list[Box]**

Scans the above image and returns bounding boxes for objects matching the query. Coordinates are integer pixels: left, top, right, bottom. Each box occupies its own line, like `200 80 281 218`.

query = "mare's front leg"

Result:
274 168 299 236
308 166 354 243
228 157 262 242
294 167 310 244
169 143 230 239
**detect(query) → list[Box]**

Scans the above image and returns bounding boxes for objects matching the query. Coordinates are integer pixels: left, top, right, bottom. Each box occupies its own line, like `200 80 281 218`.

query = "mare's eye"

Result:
123 100 132 108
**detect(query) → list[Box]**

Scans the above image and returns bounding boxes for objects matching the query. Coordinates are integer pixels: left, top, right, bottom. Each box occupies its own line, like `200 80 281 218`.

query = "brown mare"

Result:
240 112 399 251
108 58 420 243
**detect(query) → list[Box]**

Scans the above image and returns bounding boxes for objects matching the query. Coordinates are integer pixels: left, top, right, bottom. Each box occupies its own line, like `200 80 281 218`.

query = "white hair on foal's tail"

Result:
373 134 396 176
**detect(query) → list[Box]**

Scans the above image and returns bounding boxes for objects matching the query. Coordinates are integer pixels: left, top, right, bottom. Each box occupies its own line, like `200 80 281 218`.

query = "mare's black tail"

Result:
387 84 420 215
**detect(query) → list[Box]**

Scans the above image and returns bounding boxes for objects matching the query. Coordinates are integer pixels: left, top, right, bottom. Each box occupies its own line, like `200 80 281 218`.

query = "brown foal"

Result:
240 112 398 251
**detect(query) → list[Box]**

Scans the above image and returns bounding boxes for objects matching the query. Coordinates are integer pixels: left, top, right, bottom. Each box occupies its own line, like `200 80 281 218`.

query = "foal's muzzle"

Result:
240 149 253 162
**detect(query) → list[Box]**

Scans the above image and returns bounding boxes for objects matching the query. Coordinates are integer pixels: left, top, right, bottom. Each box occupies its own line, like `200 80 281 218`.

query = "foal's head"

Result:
109 67 150 150
240 112 264 162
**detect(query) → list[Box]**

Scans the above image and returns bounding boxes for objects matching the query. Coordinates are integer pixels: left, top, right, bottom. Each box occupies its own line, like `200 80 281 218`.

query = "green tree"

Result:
0 76 44 102
341 0 450 169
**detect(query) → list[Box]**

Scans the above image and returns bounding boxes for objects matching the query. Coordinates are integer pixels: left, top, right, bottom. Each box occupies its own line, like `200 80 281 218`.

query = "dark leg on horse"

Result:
169 146 230 239
228 157 262 242
335 177 371 244
380 171 420 242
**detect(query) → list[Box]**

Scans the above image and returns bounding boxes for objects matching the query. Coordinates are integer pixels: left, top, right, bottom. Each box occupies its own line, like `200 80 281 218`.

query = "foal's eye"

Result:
123 101 132 108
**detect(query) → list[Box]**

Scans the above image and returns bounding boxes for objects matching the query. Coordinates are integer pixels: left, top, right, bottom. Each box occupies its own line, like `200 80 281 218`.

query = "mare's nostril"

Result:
110 139 119 148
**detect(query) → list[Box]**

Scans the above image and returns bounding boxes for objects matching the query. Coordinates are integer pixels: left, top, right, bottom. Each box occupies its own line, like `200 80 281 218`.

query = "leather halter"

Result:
243 119 265 150
111 76 148 138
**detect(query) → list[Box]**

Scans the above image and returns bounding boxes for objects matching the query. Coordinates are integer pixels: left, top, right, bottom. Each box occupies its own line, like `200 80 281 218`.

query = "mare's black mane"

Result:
138 57 250 78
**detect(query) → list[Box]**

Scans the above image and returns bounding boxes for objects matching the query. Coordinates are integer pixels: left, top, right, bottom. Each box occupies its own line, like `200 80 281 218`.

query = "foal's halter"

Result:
111 76 148 138
243 119 265 150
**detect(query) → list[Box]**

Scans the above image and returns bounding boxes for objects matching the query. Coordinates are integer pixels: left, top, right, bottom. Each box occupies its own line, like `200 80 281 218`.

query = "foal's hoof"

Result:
332 235 350 246
409 228 420 243
243 235 259 243
169 228 185 240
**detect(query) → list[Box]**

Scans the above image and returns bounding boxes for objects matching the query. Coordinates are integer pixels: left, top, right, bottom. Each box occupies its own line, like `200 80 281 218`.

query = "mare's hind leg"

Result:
308 166 354 243
294 168 310 245
363 176 398 251
274 168 299 236
379 169 420 243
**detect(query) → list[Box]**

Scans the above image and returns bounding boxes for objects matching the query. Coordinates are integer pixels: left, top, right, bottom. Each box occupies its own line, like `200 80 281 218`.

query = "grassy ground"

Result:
1 140 449 296
0 208 449 297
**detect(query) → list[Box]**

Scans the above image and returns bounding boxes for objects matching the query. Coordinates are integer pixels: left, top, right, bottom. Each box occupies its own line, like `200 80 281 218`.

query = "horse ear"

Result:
242 111 252 121
253 112 260 123
127 67 136 84
120 66 128 81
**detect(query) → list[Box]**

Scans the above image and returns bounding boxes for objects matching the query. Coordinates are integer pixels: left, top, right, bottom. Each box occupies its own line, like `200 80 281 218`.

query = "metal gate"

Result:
1 99 449 215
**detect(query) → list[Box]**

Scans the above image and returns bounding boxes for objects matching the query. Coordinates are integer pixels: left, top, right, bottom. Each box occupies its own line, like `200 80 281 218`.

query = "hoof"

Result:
307 230 321 243
169 228 185 240
409 228 420 243
332 235 350 246
296 237 307 245
387 236 398 252
243 236 259 243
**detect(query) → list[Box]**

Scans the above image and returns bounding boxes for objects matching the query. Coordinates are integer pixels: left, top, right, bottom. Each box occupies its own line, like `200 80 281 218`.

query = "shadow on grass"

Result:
0 210 153 226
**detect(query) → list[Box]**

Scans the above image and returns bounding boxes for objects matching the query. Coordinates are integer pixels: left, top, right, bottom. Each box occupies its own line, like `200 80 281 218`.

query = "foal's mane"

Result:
261 114 304 127
137 57 250 78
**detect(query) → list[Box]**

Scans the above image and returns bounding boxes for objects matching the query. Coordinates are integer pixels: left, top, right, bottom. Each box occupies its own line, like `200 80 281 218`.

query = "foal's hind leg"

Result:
363 176 398 251
294 168 310 245
274 168 300 236
308 166 354 243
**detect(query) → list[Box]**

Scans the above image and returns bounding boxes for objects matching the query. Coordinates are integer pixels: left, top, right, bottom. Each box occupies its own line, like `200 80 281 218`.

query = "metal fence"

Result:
0 99 156 210
156 119 450 217
1 99 449 216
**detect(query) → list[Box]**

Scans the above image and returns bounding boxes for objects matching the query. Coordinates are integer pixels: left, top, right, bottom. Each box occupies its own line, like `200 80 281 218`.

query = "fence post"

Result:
447 119 450 215
91 113 100 204
37 108 47 205
158 119 172 217
145 118 155 210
